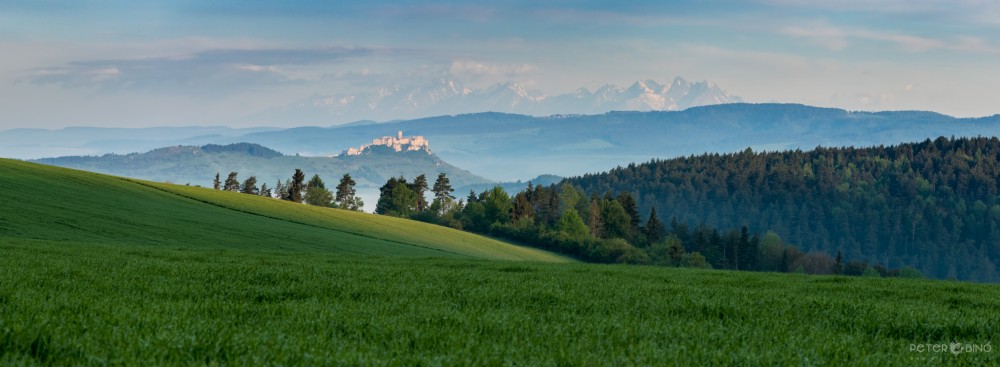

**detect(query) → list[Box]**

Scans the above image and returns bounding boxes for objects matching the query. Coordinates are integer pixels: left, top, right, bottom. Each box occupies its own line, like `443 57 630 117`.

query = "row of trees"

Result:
211 170 363 211
373 174 923 278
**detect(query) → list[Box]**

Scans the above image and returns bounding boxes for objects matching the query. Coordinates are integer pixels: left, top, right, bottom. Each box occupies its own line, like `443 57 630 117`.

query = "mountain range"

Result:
9 104 1000 183
246 77 742 125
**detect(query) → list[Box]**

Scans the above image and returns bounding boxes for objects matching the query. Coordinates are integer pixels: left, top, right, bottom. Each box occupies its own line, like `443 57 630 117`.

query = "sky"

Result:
1 0 999 129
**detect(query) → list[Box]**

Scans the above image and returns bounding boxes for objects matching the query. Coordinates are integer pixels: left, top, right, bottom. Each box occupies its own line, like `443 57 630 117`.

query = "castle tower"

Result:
398 131 403 139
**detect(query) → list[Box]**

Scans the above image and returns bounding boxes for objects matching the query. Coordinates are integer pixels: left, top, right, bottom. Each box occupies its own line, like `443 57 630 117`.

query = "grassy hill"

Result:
2 158 998 365
0 158 567 261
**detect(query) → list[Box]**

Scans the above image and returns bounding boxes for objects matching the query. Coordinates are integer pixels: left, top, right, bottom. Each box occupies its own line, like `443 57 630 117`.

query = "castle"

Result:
342 131 431 156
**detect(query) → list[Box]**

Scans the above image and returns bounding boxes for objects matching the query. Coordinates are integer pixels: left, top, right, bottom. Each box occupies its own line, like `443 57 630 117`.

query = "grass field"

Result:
2 159 998 365
0 159 567 261
2 240 998 365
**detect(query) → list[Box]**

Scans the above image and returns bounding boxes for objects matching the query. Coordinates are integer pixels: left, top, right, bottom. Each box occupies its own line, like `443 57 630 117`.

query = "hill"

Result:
3 159 998 365
31 142 492 190
0 158 567 262
563 137 1000 281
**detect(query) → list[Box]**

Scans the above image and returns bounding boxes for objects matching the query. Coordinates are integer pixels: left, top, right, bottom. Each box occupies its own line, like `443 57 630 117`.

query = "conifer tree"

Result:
617 192 641 233
410 174 429 212
335 173 363 211
288 169 305 202
223 172 240 191
213 172 221 190
240 176 258 195
645 207 665 244
274 179 285 200
432 173 454 202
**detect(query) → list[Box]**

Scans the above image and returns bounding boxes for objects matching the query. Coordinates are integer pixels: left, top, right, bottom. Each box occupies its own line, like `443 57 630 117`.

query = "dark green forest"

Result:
370 172 923 280
564 136 1000 282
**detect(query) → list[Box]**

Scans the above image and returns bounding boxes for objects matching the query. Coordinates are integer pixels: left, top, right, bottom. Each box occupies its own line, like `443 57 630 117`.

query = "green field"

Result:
2 159 998 365
0 159 566 261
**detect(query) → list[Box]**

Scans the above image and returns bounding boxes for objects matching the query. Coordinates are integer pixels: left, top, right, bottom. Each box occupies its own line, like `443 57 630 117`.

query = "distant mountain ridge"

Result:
32 142 491 191
248 77 742 124
8 104 1000 183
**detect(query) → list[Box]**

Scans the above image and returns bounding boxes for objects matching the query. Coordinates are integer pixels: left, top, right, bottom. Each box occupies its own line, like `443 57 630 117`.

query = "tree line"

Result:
373 173 923 278
211 169 364 211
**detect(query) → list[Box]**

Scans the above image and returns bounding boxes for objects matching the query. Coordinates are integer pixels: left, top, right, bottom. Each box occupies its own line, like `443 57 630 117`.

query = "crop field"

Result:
2 239 998 365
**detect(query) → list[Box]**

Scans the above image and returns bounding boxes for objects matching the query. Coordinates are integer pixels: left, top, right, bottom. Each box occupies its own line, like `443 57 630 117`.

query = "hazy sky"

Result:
1 0 998 129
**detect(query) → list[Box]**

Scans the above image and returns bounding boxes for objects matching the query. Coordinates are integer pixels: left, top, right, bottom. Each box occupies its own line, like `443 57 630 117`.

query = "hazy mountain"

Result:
454 174 564 198
0 126 282 160
232 104 1000 181
245 77 741 124
9 104 1000 183
32 142 492 190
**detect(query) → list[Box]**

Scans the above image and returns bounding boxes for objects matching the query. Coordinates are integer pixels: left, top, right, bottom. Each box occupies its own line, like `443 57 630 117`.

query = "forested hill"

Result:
564 136 1000 281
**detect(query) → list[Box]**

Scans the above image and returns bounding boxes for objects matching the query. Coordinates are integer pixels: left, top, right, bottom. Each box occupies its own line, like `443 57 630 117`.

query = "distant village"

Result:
340 131 431 156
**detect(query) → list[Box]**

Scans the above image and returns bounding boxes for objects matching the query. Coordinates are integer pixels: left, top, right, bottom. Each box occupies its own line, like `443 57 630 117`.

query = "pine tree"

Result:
306 174 325 189
259 182 271 198
617 192 641 233
432 172 454 201
274 180 285 200
645 207 665 244
223 172 240 191
335 173 362 211
240 176 258 195
288 169 305 202
410 174 429 212
213 172 221 190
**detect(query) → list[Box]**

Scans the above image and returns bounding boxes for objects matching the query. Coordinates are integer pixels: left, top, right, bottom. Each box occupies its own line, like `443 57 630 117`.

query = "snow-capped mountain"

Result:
248 77 741 124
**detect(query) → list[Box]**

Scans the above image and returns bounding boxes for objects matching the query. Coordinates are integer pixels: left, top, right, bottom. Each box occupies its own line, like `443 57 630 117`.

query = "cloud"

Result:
448 60 536 79
782 25 849 51
28 47 392 93
782 24 1000 54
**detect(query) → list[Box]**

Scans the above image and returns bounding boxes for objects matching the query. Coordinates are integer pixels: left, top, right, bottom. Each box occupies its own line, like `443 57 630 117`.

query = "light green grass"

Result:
2 239 997 365
0 159 567 261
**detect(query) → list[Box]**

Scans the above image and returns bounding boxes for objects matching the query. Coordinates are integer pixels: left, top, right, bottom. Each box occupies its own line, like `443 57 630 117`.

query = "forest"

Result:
564 136 1000 281
365 173 923 279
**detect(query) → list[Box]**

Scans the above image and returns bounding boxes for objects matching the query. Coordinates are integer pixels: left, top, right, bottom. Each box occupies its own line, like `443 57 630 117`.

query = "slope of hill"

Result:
31 142 492 189
0 159 568 262
563 137 1000 281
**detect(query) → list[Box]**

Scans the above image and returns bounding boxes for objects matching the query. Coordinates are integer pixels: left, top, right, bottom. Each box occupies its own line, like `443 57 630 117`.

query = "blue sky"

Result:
1 0 998 128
